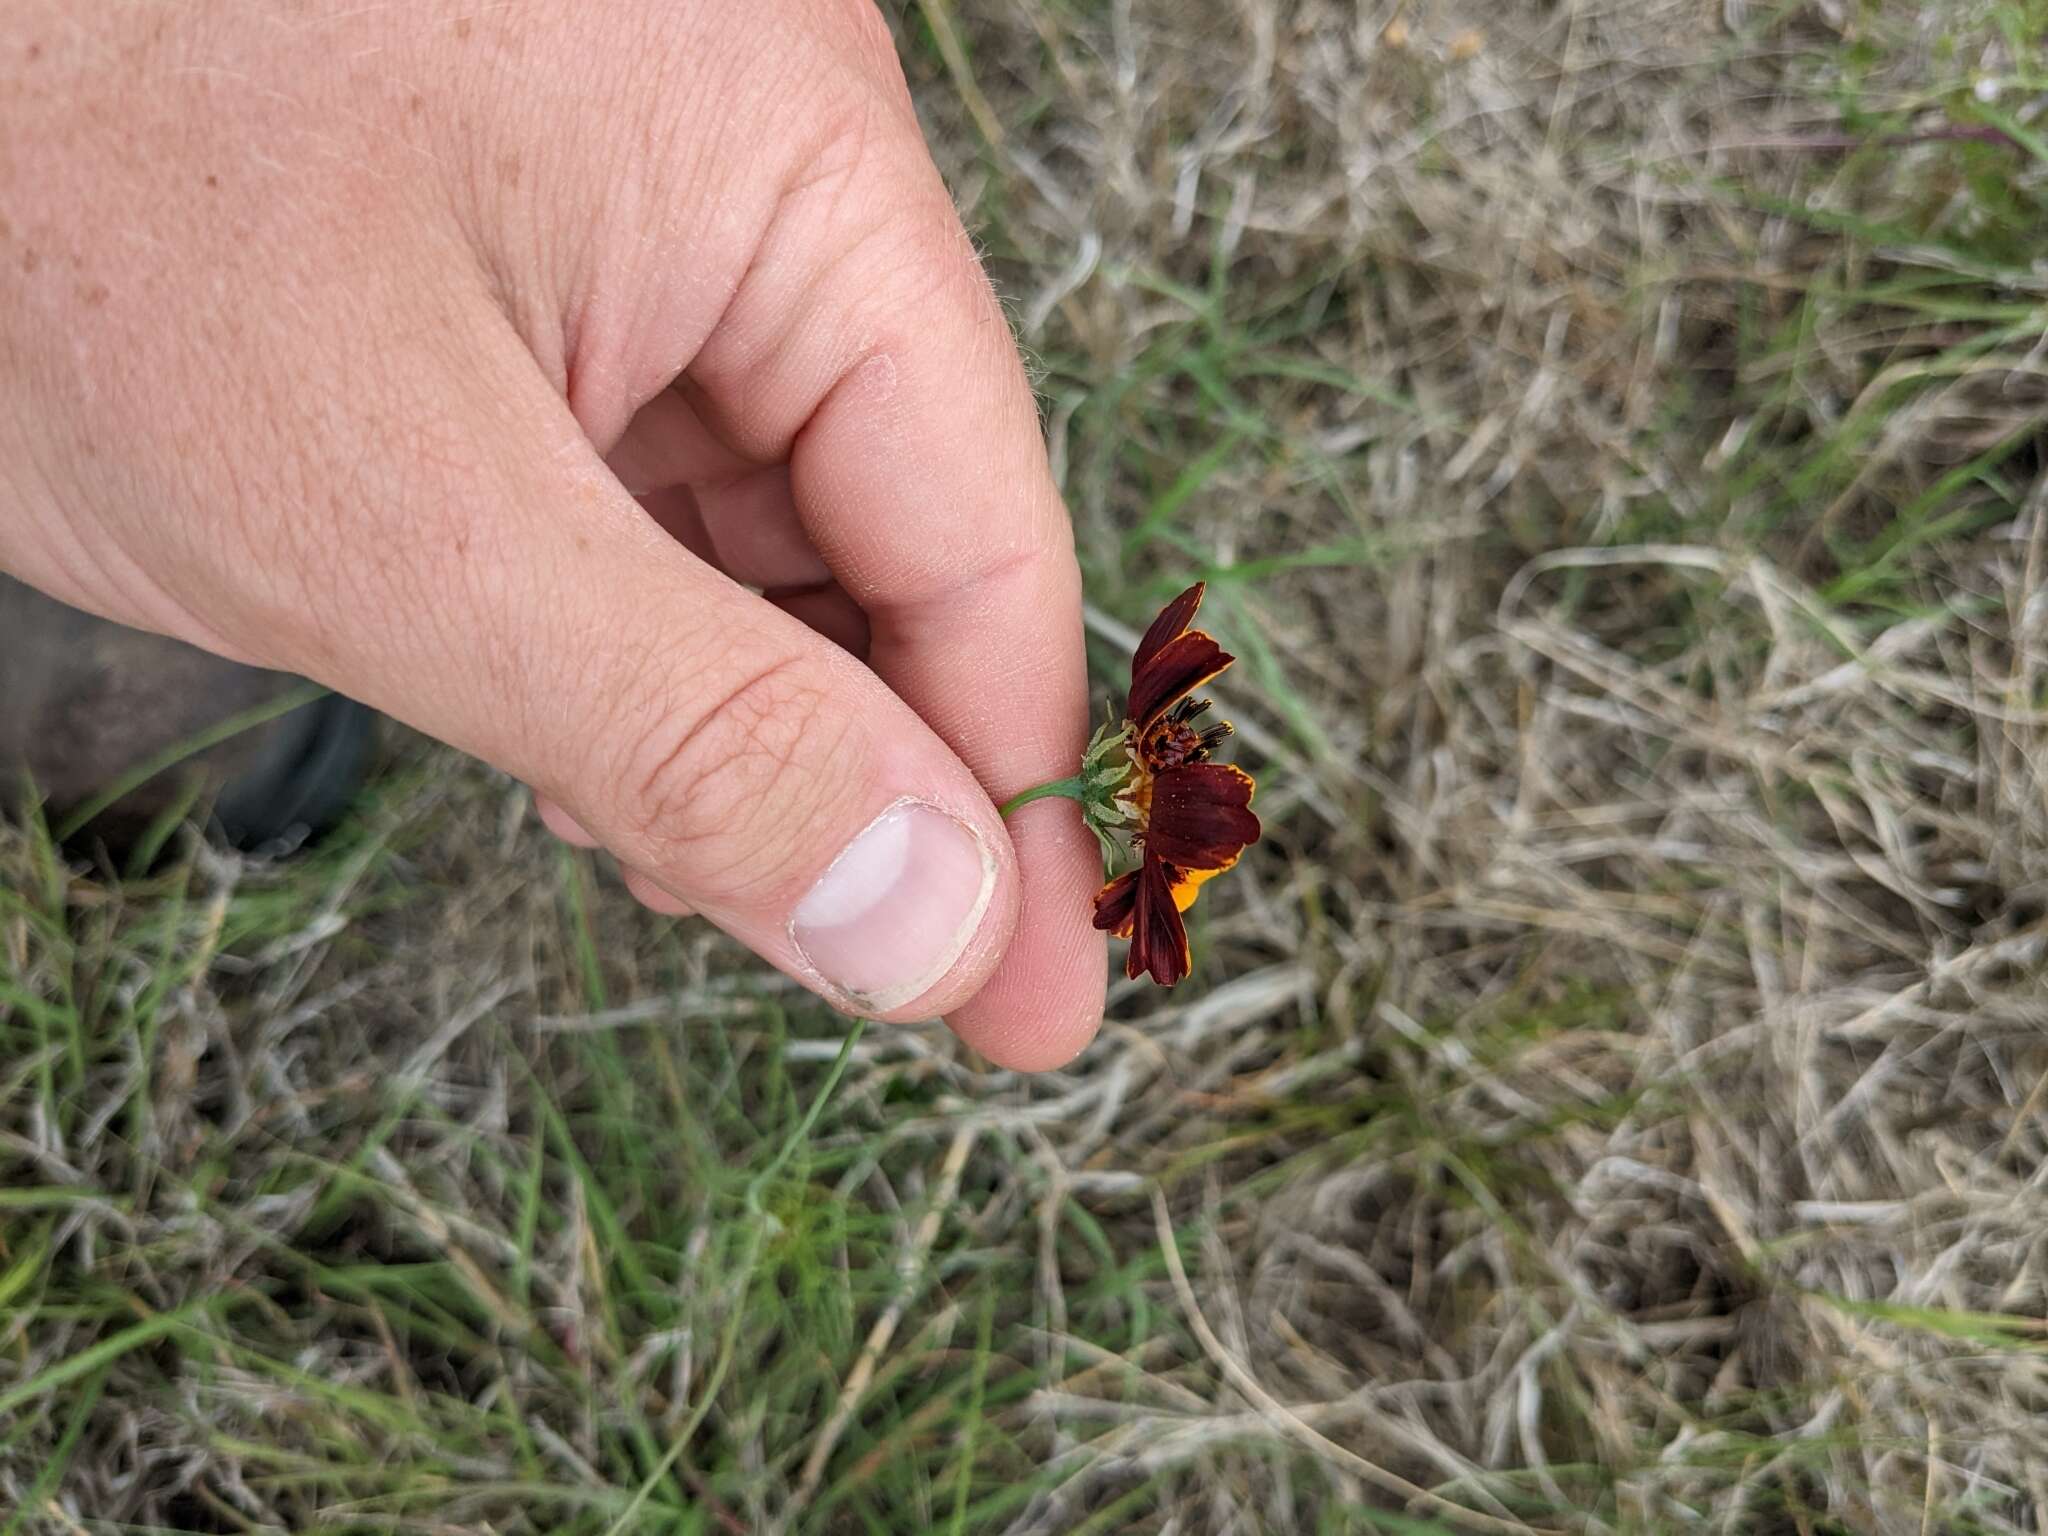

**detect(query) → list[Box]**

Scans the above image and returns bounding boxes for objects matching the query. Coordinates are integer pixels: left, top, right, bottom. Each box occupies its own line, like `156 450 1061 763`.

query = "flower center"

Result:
1142 716 1208 769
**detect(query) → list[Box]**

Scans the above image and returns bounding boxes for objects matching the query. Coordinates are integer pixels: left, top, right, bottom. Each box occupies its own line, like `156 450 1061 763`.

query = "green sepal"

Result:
998 714 1144 880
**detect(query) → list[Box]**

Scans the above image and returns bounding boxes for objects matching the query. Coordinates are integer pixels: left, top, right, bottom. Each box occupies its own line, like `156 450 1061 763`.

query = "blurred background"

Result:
4 3 2047 1532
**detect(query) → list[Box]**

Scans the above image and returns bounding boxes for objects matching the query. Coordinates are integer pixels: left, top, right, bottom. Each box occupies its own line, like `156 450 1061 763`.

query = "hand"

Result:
0 0 1105 1068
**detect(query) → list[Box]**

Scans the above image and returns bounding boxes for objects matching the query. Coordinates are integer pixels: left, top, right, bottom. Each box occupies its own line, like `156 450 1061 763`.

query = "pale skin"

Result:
0 1 1107 1069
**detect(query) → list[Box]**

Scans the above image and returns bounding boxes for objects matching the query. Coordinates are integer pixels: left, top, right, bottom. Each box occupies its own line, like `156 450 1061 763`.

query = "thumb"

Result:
251 328 1021 1024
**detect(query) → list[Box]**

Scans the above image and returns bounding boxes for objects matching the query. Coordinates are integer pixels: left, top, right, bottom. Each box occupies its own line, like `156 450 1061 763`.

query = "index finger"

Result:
681 113 1105 1070
805 381 1104 1070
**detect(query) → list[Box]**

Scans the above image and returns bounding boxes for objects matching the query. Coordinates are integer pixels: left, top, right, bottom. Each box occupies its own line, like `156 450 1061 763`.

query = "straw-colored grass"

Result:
4 2 2046 1531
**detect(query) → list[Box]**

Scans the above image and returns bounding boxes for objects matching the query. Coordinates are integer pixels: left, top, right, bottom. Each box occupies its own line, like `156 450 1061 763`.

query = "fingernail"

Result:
790 799 996 1013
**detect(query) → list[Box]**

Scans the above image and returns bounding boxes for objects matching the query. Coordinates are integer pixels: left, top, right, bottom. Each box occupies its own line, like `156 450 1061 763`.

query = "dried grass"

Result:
4 1 2046 1532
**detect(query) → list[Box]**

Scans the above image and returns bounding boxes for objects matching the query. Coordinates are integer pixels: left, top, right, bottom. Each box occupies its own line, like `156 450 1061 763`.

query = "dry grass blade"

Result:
1151 1188 1565 1536
777 1124 978 1531
6 2 2048 1533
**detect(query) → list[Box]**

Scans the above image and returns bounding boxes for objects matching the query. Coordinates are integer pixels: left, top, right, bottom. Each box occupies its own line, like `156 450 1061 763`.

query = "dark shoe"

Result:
0 576 375 857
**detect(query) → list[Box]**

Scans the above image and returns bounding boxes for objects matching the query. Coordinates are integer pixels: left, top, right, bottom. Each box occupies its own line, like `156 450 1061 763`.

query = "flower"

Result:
1088 584 1261 985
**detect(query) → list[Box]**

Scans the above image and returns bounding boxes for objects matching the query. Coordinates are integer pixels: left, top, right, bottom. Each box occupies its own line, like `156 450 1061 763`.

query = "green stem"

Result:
998 776 1087 819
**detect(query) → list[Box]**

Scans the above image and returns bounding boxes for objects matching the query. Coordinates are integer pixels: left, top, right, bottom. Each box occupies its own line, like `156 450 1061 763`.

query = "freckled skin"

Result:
0 0 1106 1067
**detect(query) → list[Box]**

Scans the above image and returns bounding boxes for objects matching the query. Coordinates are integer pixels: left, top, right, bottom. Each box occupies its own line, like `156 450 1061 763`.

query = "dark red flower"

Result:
1090 583 1260 985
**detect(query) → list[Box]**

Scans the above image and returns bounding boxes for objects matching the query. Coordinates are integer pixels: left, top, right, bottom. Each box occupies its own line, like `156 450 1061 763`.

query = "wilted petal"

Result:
1127 630 1232 731
1092 870 1140 939
1132 582 1207 678
1125 857 1191 985
1144 763 1260 870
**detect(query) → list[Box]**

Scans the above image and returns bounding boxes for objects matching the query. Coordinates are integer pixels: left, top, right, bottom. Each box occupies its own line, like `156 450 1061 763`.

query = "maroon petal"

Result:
1125 856 1190 985
1132 582 1207 679
1127 630 1233 731
1144 763 1260 870
1092 870 1140 938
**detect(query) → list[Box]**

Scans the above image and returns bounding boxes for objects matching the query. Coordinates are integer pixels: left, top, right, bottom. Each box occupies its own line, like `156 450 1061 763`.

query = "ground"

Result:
4 2 2048 1533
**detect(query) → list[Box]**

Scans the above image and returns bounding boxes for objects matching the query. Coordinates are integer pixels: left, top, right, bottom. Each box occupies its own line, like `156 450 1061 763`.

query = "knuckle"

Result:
618 652 854 899
818 0 900 76
821 207 1006 384
779 54 914 222
785 0 907 105
879 213 996 319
